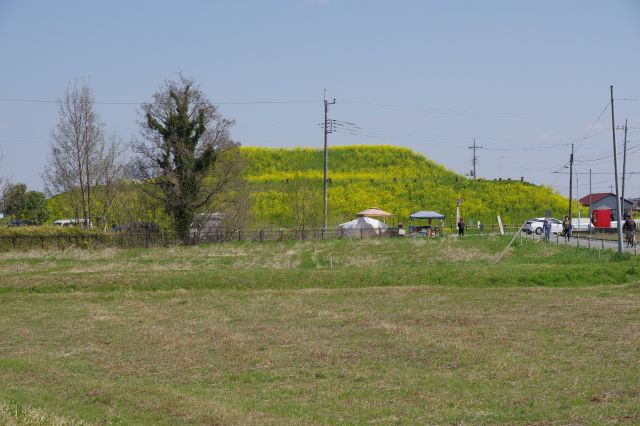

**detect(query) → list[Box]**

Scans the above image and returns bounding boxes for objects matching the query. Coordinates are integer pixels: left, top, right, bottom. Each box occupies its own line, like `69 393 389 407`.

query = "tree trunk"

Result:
174 206 194 243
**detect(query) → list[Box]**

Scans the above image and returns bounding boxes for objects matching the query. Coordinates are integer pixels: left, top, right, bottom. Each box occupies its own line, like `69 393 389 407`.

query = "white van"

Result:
53 219 92 227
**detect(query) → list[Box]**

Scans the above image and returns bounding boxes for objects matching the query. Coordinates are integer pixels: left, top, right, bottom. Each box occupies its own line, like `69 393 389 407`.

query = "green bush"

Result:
0 226 108 251
0 225 103 237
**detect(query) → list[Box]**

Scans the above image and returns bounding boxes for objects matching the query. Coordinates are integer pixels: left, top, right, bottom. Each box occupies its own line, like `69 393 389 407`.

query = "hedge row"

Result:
0 226 176 251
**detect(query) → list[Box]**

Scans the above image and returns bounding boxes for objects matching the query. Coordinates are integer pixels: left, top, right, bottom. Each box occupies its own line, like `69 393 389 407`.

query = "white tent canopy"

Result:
338 216 389 236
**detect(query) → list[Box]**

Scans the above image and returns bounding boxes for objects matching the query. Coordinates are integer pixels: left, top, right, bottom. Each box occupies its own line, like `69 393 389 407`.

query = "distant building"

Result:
189 213 224 241
579 192 635 218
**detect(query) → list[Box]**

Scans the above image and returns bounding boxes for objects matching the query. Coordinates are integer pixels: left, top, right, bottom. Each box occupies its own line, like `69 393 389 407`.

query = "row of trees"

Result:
36 76 246 241
0 183 49 224
0 151 49 224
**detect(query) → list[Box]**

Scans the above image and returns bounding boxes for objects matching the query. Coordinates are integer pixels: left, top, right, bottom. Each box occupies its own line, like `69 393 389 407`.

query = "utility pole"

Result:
467 138 484 179
610 85 623 253
323 91 336 230
568 143 574 227
589 169 593 234
621 118 629 217
576 167 580 230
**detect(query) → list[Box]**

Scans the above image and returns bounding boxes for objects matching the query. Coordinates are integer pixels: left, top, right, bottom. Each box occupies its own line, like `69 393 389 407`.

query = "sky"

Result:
1 0 640 197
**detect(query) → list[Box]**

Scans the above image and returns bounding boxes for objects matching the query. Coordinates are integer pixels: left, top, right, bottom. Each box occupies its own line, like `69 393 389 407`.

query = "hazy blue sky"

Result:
1 0 639 197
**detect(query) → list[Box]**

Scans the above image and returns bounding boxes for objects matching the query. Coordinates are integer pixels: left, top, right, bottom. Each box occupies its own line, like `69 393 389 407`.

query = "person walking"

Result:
457 218 465 237
543 217 551 242
623 214 636 248
562 216 572 242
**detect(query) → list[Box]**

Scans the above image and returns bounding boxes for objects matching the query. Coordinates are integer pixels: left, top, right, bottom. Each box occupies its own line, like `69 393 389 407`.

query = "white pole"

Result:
610 86 623 253
577 170 581 230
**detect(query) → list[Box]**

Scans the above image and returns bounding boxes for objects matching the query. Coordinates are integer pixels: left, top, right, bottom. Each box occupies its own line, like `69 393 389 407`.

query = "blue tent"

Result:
409 211 445 220
408 211 445 235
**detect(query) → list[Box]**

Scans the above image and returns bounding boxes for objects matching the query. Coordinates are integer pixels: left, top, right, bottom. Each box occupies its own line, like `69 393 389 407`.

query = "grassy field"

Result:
1 237 639 424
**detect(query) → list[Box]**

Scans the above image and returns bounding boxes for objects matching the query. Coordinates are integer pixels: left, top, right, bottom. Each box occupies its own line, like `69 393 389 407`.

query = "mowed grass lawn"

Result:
0 237 639 424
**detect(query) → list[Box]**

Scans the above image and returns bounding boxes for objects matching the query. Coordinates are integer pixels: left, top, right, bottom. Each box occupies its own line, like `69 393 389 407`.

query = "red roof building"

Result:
578 192 634 214
578 193 614 206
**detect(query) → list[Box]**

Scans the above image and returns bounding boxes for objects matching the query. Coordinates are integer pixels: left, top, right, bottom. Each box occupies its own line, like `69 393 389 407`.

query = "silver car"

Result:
523 217 563 235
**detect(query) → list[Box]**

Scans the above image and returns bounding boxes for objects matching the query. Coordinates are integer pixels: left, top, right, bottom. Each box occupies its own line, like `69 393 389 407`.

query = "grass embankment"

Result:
0 238 639 424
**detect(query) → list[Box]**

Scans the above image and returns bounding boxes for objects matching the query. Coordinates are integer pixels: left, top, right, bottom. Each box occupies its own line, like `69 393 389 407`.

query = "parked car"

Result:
54 219 92 227
523 217 563 235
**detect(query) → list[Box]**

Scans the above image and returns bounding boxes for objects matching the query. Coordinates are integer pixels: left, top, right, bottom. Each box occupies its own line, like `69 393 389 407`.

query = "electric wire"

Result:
337 98 597 120
0 97 319 106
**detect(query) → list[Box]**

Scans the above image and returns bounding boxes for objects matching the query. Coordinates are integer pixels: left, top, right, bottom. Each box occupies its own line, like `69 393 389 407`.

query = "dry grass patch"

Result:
0 401 89 425
1 285 639 424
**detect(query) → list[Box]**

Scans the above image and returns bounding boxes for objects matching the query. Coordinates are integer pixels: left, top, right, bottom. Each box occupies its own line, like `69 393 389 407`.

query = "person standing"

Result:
457 218 465 237
543 217 551 242
562 216 572 242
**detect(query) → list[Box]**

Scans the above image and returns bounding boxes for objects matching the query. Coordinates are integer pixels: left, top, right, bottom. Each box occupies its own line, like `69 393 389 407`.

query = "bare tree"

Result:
43 81 106 225
195 148 250 241
220 182 252 238
132 75 242 241
288 174 322 230
94 133 127 230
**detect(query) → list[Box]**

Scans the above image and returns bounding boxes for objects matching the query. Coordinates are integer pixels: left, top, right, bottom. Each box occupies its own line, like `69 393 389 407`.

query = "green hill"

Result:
243 145 579 228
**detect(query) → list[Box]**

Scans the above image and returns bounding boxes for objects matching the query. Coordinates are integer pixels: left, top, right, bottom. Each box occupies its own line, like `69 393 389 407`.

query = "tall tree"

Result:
43 81 104 224
43 81 123 227
22 191 49 224
94 133 127 230
1 183 27 220
133 75 241 241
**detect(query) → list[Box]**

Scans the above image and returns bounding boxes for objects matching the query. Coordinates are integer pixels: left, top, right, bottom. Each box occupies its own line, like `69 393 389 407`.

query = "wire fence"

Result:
0 225 531 252
518 228 639 254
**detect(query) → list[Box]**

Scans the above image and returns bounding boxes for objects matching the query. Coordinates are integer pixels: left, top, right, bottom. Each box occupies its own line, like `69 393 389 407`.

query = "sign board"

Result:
497 215 504 235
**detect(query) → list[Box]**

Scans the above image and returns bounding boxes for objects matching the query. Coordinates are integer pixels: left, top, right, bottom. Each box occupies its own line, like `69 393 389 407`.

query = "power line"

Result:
333 125 575 152
552 171 640 175
337 98 597 119
573 101 610 152
0 97 319 106
574 143 640 164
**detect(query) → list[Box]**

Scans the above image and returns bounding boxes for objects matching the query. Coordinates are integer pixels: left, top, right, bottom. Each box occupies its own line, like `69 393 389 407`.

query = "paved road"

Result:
521 231 639 254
